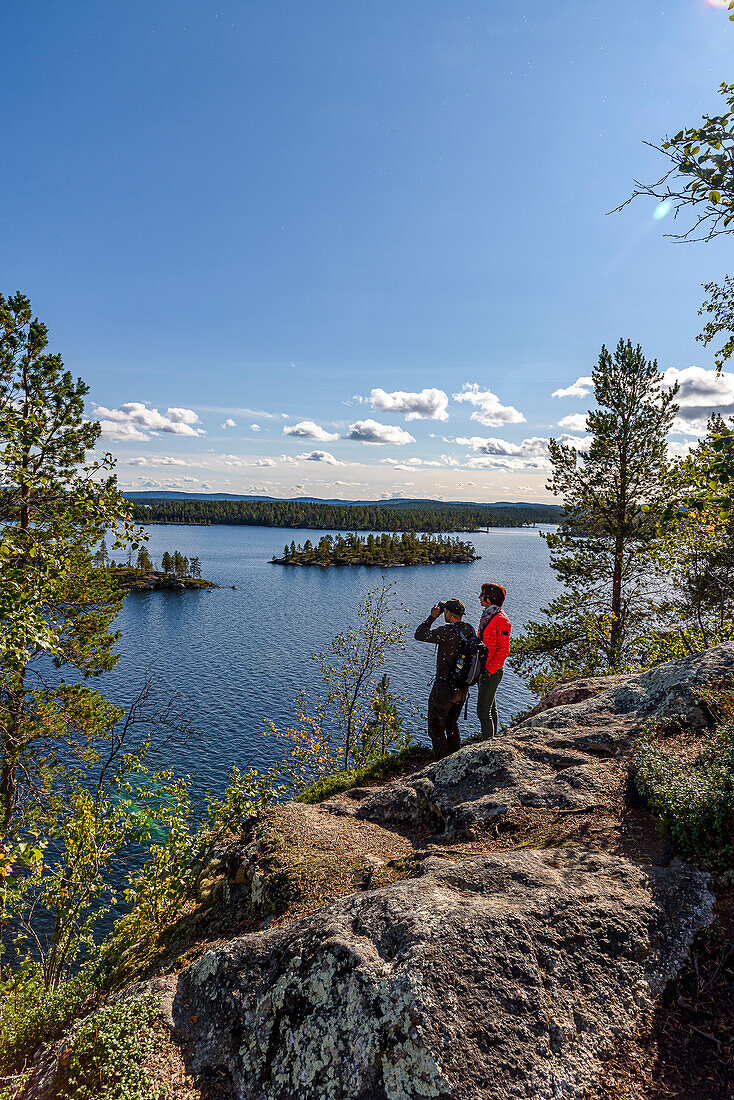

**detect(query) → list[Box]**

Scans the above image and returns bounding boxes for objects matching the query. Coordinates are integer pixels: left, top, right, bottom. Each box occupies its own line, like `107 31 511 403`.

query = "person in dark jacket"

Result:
414 598 474 758
476 582 511 739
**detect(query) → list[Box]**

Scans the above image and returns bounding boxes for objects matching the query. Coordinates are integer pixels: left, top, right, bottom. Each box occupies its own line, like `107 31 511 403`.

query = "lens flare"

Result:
654 199 673 220
706 0 729 9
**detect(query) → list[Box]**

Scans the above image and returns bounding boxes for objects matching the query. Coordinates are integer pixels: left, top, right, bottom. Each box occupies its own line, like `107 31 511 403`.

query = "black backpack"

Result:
448 624 488 689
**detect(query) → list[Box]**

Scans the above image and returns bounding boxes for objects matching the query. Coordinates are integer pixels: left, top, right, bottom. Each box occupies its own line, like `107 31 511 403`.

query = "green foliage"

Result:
640 416 734 664
0 971 93 1081
294 745 433 804
272 530 477 567
618 81 734 241
511 339 677 691
96 765 275 989
698 274 734 374
266 581 412 777
56 996 164 1100
130 496 562 532
635 720 734 867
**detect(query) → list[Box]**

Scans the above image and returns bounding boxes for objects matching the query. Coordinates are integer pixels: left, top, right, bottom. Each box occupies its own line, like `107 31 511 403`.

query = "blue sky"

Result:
3 0 734 500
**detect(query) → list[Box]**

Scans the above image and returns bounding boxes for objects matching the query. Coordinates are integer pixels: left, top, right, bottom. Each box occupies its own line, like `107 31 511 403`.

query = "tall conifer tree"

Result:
512 339 678 691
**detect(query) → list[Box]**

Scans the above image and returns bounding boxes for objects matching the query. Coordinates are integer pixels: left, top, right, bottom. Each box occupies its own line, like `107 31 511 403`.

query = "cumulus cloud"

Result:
380 457 447 468
250 424 261 432
369 387 449 421
465 455 551 472
457 435 550 458
663 366 734 433
552 376 593 399
452 384 525 426
297 450 343 466
253 454 298 467
94 402 205 441
283 419 339 442
556 433 592 452
557 413 587 432
457 434 554 472
345 420 415 445
221 418 237 429
127 456 191 467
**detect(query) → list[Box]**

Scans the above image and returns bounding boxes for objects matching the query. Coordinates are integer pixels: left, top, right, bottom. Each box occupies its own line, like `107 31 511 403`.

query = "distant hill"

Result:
123 490 558 510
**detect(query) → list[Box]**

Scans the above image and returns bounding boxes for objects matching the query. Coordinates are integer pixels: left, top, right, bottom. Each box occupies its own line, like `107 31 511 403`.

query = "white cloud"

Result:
668 439 694 460
663 366 734 433
127 456 191 467
557 413 587 432
465 456 550 472
552 376 593 399
369 387 449 421
222 455 244 467
380 456 446 468
345 420 415 445
250 424 261 432
452 384 525 426
457 434 552 472
253 454 298 467
94 402 205 441
457 435 550 458
221 418 237 429
283 419 339 442
297 450 343 466
556 433 592 452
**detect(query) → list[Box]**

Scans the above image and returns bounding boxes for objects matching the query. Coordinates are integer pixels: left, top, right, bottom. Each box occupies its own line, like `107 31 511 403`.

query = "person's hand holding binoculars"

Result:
430 603 444 619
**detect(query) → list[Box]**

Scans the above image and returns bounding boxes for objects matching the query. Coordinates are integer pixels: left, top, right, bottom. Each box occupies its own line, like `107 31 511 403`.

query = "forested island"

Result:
96 545 218 591
271 531 479 566
129 496 561 532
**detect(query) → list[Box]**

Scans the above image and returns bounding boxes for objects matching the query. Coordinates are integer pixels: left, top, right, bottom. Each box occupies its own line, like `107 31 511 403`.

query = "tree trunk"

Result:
609 531 624 670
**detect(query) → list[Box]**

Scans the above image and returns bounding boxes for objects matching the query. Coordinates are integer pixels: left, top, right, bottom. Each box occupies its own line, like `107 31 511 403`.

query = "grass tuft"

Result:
294 745 434 804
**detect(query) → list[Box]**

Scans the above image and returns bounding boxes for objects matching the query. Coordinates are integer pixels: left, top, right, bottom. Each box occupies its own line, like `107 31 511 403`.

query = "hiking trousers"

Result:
477 667 504 739
427 680 467 758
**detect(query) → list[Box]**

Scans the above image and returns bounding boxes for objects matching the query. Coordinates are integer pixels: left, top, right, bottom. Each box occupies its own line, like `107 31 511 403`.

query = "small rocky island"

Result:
271 531 479 567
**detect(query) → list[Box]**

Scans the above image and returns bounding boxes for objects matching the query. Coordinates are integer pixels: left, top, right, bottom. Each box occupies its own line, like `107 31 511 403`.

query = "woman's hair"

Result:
481 582 506 606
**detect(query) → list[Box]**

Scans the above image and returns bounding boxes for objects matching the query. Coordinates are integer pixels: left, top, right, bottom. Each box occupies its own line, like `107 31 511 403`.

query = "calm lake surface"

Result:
105 524 556 795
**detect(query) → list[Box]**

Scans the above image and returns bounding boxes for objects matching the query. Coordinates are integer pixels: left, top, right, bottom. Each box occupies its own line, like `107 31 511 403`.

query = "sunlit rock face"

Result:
172 848 711 1100
340 645 734 837
168 646 732 1099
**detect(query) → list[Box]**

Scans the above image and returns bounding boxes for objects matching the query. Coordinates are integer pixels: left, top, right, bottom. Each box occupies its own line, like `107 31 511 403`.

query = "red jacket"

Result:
482 609 511 675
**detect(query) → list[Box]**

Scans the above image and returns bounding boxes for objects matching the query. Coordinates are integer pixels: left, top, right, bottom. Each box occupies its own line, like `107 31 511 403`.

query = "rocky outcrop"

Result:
17 646 734 1100
172 848 711 1100
525 674 629 718
328 645 734 838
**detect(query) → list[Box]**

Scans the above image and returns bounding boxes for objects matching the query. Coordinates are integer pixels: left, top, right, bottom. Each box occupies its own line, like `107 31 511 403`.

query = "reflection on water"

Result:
101 524 557 797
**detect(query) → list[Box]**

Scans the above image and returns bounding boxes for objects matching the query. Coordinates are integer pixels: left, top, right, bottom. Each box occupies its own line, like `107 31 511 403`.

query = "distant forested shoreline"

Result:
128 497 562 532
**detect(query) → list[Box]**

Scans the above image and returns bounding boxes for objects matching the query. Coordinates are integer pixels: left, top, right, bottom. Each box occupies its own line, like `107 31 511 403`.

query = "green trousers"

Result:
477 667 504 739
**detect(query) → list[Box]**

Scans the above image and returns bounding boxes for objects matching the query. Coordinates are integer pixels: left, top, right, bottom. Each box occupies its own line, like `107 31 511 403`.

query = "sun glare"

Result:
706 0 729 10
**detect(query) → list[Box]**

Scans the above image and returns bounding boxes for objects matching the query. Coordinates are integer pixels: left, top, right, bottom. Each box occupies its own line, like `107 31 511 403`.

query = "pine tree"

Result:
0 293 132 841
136 546 153 572
512 339 678 691
161 551 173 574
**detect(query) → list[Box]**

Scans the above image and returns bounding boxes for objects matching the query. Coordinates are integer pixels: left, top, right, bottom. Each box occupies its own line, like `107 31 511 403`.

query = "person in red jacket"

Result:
476 582 511 739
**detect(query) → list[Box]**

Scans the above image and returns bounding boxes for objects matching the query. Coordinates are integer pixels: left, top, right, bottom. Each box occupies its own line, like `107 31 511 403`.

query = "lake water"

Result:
106 524 556 795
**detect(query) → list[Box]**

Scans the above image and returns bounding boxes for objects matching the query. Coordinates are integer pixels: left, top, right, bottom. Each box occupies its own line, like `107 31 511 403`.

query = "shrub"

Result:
0 972 93 1081
635 717 734 865
56 997 164 1100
